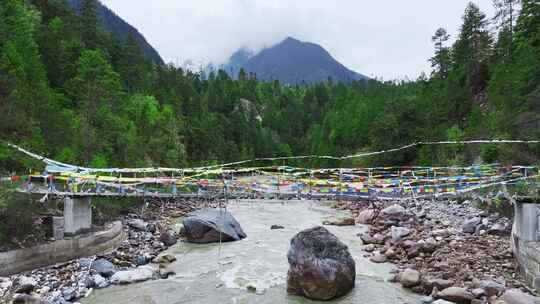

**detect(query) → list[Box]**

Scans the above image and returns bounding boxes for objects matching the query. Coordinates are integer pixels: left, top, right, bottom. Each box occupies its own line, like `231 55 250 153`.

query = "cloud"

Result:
101 0 496 80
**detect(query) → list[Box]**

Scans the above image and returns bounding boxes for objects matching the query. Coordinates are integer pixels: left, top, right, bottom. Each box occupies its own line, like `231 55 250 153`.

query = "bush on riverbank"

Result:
0 185 47 250
91 196 142 225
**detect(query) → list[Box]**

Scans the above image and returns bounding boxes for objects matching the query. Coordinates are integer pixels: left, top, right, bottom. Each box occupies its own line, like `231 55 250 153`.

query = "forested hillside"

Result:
68 0 164 64
0 0 539 172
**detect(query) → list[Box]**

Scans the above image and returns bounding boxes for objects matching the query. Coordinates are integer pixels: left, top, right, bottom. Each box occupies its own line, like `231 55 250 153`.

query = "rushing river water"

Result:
84 200 420 304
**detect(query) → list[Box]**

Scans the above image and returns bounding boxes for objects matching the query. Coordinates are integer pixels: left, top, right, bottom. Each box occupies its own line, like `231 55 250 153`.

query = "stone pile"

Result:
334 198 539 304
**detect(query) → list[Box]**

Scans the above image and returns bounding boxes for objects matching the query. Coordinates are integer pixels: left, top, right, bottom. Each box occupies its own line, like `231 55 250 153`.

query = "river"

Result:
83 200 420 304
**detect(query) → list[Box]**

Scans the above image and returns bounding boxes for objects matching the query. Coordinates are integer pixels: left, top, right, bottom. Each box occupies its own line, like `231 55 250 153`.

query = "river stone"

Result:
92 274 109 289
127 219 147 231
472 288 486 297
78 258 93 269
62 287 76 301
322 217 355 226
391 226 410 242
12 294 42 304
135 255 149 266
110 266 155 285
14 276 37 294
160 230 177 246
287 226 356 301
425 278 454 291
479 280 505 297
381 204 407 222
399 268 421 288
489 222 509 236
370 253 388 263
0 278 12 298
91 259 116 278
437 287 474 304
462 217 482 234
157 254 177 264
432 229 453 238
356 209 376 224
183 209 247 243
500 288 540 304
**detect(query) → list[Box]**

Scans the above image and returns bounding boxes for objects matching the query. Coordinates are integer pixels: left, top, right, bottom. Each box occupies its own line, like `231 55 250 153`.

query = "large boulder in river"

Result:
287 226 355 301
183 209 246 243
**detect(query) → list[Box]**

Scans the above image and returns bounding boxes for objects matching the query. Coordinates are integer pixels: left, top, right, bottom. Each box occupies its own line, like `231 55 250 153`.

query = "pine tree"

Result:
430 28 452 79
0 0 50 148
81 0 100 49
67 49 123 165
452 2 493 105
117 33 151 93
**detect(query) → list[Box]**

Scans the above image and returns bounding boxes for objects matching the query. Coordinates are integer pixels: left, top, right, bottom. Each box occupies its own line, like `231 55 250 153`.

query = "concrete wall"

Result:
512 203 540 292
0 221 125 276
513 230 540 291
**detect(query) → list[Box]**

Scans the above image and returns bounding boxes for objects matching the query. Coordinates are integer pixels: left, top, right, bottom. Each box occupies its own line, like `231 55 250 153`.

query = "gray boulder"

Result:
381 204 406 216
91 259 116 278
92 274 109 289
14 276 36 294
399 268 421 288
78 258 93 269
462 217 482 234
356 209 376 224
500 288 540 304
380 204 408 223
287 226 355 301
183 209 246 243
437 287 474 304
433 300 454 304
489 222 510 236
110 266 155 285
12 294 42 304
159 230 177 246
479 279 505 297
390 226 411 242
127 219 147 231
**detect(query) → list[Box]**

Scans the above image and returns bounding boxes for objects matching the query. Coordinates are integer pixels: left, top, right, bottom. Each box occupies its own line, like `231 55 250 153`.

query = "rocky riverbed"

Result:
2 197 538 304
0 199 208 304
332 198 540 304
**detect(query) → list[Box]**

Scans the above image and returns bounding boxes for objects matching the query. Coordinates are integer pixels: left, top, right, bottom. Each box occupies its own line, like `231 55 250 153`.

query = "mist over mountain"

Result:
68 0 164 64
222 37 368 85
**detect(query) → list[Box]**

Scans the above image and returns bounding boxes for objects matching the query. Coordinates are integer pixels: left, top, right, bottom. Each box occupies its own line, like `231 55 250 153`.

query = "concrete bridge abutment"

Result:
63 196 92 236
512 202 540 292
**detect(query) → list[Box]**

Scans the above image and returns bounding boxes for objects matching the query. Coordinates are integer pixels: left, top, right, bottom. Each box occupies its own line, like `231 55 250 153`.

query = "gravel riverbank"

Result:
0 199 208 304
333 198 540 303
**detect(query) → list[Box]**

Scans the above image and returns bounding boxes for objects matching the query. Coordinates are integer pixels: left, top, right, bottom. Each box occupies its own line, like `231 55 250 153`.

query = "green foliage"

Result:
512 178 540 201
0 185 39 246
91 196 141 225
0 0 539 174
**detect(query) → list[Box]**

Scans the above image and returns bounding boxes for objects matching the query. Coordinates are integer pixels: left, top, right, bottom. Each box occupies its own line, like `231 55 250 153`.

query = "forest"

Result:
0 0 539 173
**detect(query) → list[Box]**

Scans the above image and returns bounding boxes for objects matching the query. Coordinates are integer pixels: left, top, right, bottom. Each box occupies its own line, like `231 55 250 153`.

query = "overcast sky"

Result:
101 0 495 80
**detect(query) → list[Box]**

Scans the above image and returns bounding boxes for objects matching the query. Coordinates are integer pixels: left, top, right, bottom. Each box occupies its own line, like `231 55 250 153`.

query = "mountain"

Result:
224 37 368 85
68 0 164 65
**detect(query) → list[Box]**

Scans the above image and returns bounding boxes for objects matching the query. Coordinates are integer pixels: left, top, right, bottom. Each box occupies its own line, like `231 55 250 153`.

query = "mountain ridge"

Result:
223 37 368 85
68 0 164 65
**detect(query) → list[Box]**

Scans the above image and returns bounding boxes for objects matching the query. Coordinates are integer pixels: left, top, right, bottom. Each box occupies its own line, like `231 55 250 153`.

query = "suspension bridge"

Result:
1 140 539 234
